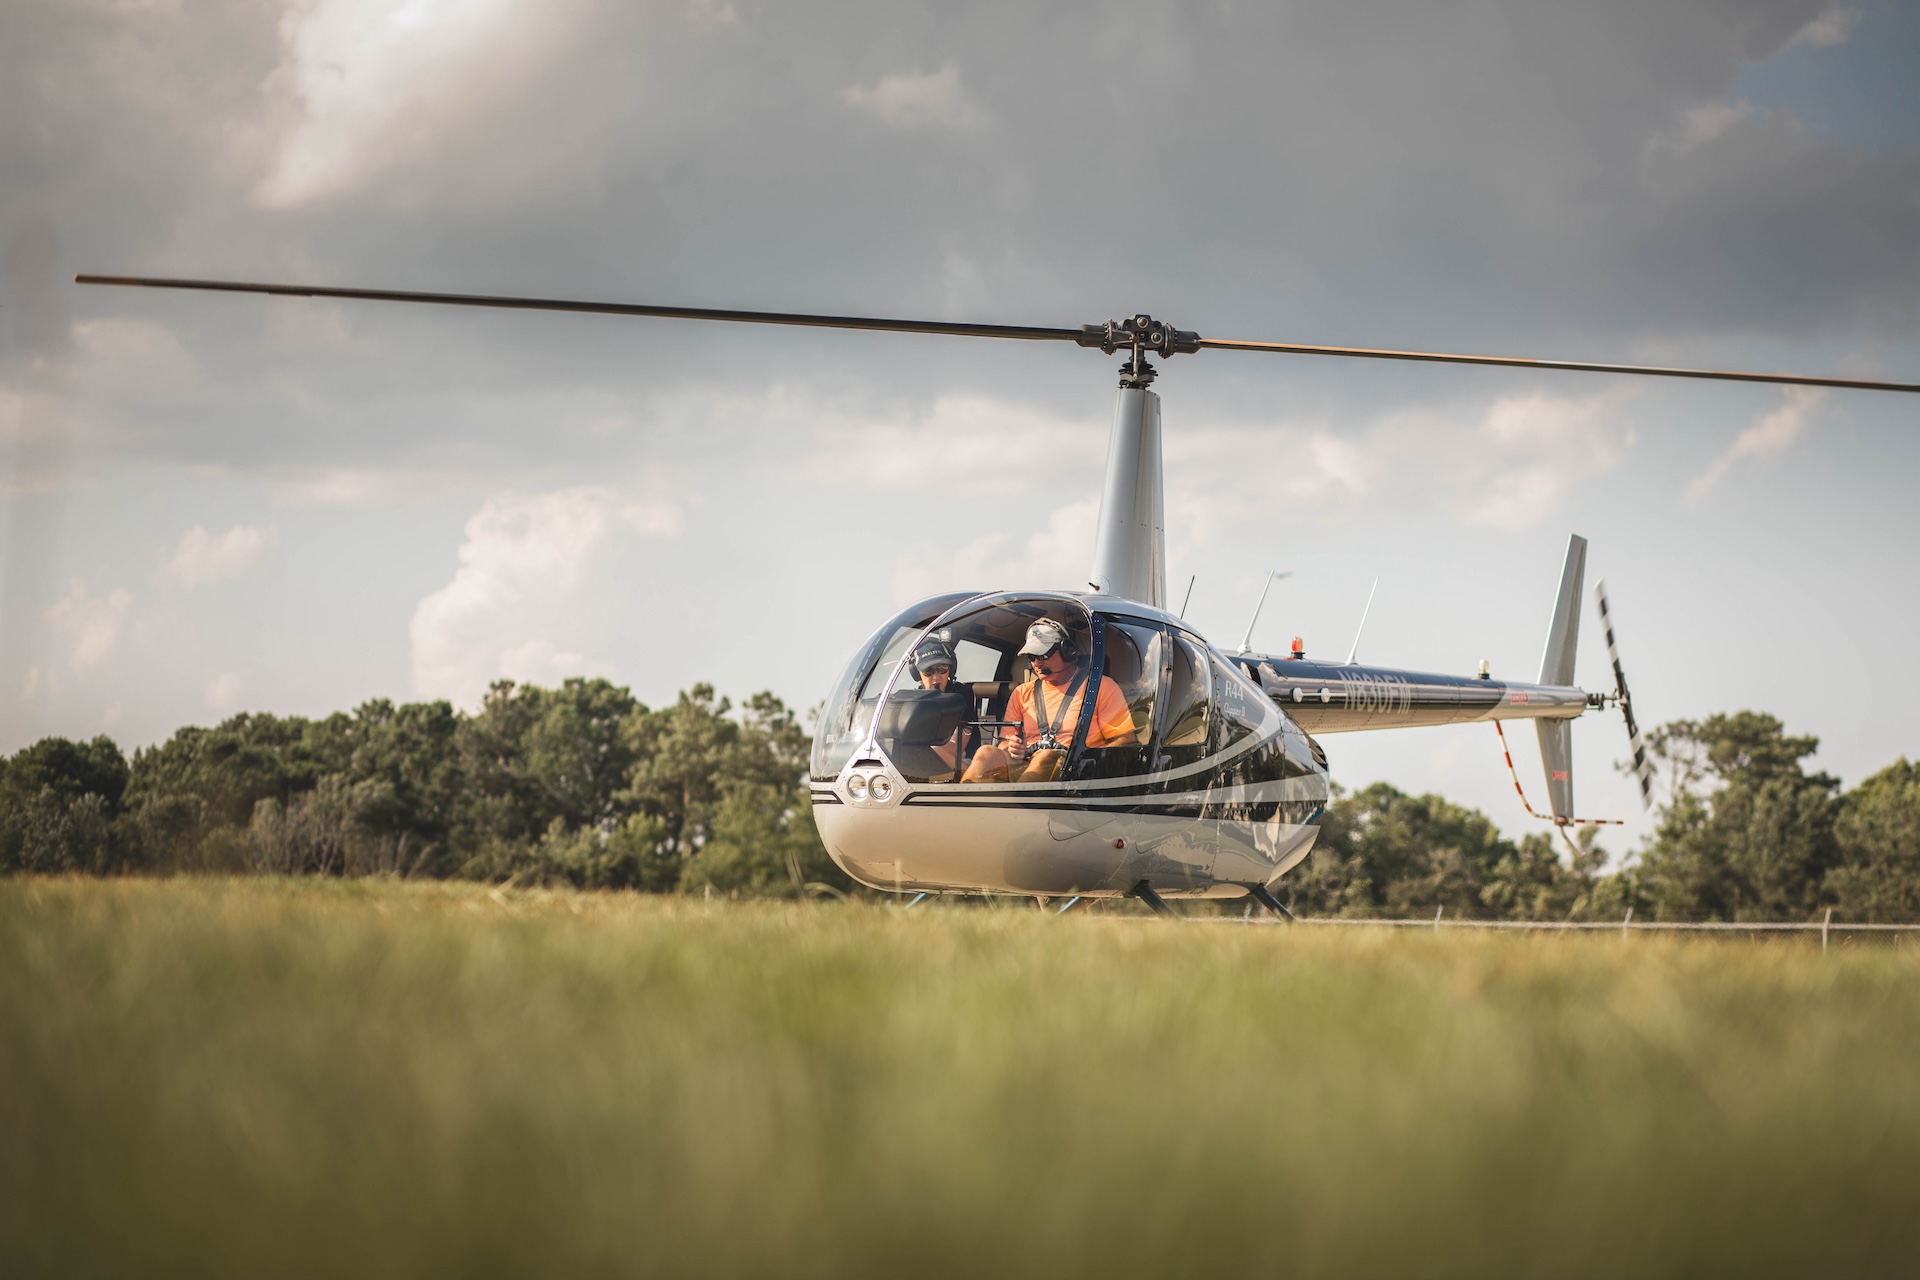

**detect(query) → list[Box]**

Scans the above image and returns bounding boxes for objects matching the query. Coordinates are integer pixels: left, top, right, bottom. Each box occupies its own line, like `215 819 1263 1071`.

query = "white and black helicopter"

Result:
78 274 1920 914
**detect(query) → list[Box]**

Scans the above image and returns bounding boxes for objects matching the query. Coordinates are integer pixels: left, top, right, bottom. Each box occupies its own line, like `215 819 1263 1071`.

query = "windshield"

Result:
872 594 1097 785
811 592 977 780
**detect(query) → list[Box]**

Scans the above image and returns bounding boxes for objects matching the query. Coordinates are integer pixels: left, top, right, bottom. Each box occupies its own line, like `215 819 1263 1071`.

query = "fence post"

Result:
1622 906 1633 938
1823 907 1832 953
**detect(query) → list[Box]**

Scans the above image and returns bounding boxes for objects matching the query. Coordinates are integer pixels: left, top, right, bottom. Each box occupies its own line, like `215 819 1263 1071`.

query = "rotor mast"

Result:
1084 316 1198 609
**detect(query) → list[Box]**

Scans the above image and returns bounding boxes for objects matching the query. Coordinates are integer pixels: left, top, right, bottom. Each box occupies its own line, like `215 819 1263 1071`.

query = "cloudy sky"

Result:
4 0 1917 852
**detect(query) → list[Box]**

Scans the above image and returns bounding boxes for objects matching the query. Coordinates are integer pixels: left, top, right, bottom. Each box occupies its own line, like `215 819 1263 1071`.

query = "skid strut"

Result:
1247 884 1295 921
1128 880 1172 917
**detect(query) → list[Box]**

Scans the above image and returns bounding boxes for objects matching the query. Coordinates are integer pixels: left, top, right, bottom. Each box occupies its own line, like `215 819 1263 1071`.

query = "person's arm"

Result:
1089 677 1138 747
1001 684 1031 758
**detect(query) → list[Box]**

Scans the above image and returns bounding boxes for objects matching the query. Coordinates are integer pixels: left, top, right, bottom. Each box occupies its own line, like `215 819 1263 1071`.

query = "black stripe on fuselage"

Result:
891 796 1326 823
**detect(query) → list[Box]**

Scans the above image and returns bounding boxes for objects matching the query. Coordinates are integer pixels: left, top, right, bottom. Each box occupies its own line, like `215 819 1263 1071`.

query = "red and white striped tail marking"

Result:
1494 720 1622 827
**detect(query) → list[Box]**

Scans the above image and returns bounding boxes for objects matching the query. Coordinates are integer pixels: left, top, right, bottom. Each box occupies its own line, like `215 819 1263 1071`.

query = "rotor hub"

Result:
1076 314 1199 388
1076 314 1201 359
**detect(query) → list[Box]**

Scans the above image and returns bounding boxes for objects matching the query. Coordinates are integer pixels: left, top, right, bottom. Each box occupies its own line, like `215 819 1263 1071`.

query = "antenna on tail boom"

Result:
1345 577 1380 665
1236 570 1291 652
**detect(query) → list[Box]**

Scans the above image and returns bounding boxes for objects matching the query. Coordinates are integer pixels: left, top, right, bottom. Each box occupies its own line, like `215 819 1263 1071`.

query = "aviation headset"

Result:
908 634 958 683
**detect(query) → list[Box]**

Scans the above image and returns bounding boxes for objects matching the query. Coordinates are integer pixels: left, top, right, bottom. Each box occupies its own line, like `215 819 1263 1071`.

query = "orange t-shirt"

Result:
1004 673 1137 749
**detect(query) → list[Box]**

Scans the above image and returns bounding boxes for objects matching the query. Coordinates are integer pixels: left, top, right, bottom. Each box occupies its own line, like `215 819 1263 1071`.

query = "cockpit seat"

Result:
877 688 972 782
878 687 970 747
1099 630 1155 739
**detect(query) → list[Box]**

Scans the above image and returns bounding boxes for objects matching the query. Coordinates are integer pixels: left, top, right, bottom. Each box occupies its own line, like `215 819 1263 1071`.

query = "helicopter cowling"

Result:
810 590 1331 900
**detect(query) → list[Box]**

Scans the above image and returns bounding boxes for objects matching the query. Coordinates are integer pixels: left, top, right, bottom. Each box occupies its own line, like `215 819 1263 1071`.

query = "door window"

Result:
1156 632 1213 770
1073 620 1162 779
811 591 977 779
874 595 1095 785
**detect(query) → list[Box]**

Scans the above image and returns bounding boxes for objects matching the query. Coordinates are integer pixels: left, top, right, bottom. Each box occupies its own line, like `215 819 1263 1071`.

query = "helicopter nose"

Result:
841 765 898 807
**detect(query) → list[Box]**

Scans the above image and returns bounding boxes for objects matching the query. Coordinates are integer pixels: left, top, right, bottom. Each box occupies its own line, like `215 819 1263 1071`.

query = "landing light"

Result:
847 773 869 799
870 776 894 802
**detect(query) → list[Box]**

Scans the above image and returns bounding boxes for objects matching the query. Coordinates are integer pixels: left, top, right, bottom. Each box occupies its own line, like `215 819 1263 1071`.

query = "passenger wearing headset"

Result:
902 637 977 780
961 619 1135 784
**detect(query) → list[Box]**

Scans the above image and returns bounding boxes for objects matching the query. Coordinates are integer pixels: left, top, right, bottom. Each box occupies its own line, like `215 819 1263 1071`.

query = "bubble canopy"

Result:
810 592 978 781
811 593 1102 783
810 592 1284 788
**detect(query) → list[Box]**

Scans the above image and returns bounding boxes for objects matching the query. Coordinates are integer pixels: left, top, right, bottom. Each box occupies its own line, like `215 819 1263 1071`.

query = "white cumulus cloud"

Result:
1458 389 1633 531
1686 387 1825 503
409 487 680 705
1792 6 1859 49
161 523 278 589
495 638 591 688
46 581 135 671
892 496 1099 600
273 467 421 507
841 65 986 132
817 394 1104 491
253 0 577 207
1286 434 1371 500
1661 101 1756 153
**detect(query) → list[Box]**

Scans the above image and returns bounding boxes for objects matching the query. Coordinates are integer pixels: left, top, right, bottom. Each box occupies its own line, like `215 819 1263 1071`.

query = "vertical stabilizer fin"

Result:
1534 533 1586 823
1536 719 1575 822
1538 534 1587 686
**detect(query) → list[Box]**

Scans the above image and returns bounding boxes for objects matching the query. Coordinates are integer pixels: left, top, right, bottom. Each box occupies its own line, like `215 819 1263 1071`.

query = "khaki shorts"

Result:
962 746 1065 785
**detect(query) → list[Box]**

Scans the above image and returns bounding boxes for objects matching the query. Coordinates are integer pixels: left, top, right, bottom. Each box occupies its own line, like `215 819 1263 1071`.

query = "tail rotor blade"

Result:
1596 580 1653 810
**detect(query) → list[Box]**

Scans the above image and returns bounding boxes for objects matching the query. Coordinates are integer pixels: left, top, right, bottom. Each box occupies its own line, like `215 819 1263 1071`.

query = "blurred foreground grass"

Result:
4 878 1919 1278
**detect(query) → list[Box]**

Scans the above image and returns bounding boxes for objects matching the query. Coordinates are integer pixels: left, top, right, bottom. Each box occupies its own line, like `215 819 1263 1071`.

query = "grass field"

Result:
4 879 1919 1278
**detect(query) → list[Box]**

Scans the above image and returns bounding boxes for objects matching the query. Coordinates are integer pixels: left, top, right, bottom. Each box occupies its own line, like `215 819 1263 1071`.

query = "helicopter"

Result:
75 274 1920 915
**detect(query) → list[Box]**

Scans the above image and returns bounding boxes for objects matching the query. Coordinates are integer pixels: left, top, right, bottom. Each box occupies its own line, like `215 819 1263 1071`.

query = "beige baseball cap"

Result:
1018 618 1071 658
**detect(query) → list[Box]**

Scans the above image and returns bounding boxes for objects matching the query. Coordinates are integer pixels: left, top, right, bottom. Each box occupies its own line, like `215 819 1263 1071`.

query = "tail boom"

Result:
1237 655 1588 735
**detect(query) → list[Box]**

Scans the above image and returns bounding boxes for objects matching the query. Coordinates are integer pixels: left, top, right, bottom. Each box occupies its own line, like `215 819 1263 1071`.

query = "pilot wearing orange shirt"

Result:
962 619 1136 784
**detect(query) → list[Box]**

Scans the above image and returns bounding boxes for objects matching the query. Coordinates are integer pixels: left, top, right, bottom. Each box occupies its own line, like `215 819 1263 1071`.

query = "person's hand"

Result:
1004 736 1027 762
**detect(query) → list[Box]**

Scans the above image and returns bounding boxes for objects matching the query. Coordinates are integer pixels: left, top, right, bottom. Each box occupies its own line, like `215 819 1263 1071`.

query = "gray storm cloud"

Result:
0 0 1907 489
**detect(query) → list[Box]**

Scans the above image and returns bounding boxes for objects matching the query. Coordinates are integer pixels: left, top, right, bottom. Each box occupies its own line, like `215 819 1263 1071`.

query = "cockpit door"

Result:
1154 629 1213 772
1067 617 1164 780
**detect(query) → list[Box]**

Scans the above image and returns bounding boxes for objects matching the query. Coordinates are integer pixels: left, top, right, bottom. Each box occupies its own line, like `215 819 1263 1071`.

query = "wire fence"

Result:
1232 906 1920 949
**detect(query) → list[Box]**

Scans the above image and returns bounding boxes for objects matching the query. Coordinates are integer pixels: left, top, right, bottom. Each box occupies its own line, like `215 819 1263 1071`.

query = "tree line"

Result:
3 684 1916 920
1286 712 1920 922
0 680 841 898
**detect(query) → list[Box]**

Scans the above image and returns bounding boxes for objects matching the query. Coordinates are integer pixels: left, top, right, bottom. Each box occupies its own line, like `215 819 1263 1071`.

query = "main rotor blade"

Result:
1196 335 1920 393
72 275 1086 345
77 274 1920 392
